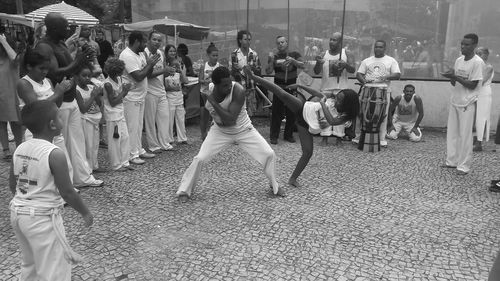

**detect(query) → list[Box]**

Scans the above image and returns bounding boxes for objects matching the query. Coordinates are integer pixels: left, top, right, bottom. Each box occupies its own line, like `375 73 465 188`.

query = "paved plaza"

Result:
1 120 500 281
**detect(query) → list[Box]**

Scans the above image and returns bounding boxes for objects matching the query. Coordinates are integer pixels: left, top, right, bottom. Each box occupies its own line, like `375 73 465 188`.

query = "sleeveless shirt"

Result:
394 94 418 123
11 138 64 208
321 48 348 91
77 84 102 123
200 61 220 94
103 76 125 122
205 82 252 134
19 75 54 108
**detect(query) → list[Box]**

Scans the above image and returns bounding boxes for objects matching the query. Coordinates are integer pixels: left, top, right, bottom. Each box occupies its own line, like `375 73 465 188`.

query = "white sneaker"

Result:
130 158 145 165
139 152 155 159
352 138 359 144
380 140 388 147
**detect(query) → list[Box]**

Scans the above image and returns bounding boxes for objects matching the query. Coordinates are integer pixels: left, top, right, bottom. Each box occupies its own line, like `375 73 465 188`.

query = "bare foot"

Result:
288 178 301 188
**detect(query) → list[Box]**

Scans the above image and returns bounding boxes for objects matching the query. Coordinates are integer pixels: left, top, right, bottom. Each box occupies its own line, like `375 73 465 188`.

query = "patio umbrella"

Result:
0 12 32 27
25 1 99 26
121 17 210 46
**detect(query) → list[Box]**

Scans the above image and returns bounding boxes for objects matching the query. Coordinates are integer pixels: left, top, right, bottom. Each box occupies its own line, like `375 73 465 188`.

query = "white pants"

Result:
123 100 146 159
107 119 130 170
81 118 100 170
144 93 172 150
475 95 492 142
379 90 391 143
59 100 95 186
387 121 422 142
168 103 187 142
177 125 279 197
446 104 475 173
10 210 71 281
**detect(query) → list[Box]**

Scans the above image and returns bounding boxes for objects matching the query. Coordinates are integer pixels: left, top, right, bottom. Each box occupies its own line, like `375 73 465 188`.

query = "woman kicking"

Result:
243 66 359 187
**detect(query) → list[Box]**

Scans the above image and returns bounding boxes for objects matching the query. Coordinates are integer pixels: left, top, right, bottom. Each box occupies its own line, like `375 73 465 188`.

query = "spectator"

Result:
177 43 195 77
95 29 114 74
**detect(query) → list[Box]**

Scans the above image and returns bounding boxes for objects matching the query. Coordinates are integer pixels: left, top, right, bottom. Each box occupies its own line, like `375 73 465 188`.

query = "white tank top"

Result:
77 84 102 123
205 82 252 134
10 138 64 209
19 75 54 108
200 61 220 94
394 94 418 123
103 76 125 122
321 48 348 91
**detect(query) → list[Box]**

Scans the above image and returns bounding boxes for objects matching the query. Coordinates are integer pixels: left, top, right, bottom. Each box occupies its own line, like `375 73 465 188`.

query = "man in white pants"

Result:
37 12 103 187
143 31 176 153
355 40 401 147
441 33 484 175
387 84 424 142
119 31 160 165
176 66 284 203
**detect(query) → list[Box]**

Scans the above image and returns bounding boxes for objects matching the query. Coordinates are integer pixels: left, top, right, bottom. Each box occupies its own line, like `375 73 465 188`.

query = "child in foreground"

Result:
9 100 93 281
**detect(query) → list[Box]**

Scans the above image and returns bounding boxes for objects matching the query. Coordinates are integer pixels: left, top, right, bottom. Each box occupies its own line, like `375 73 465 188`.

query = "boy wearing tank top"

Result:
9 100 93 281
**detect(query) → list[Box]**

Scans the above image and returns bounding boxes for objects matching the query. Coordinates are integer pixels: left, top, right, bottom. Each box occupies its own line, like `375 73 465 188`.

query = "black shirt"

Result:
273 51 301 85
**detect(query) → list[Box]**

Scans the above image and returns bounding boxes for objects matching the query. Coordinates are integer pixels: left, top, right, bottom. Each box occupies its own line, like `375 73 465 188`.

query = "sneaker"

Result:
162 143 176 151
87 179 104 187
178 192 189 203
139 152 155 159
457 170 468 175
92 168 107 174
284 136 296 143
352 138 359 144
150 148 163 154
490 182 500 193
380 140 388 147
130 158 145 165
270 138 278 145
179 141 189 145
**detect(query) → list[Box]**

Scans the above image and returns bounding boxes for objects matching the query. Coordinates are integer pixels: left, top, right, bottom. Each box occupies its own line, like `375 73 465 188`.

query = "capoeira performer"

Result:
243 66 359 188
176 66 284 202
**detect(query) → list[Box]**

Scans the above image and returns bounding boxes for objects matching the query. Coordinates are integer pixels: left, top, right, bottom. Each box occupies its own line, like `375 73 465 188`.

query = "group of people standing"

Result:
3 8 498 279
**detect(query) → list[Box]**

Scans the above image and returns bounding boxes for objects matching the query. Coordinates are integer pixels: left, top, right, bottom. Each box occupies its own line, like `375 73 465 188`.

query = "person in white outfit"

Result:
36 12 103 188
176 66 284 203
75 65 103 173
473 47 495 151
9 100 93 281
102 57 134 172
441 33 484 175
356 40 401 147
143 31 176 153
387 84 424 142
314 32 356 144
164 44 188 144
119 31 160 165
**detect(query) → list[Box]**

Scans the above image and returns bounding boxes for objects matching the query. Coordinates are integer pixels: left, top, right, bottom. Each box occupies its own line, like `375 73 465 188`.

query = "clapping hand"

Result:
146 53 161 66
441 69 455 79
122 82 132 93
55 78 73 93
315 55 325 64
0 34 8 45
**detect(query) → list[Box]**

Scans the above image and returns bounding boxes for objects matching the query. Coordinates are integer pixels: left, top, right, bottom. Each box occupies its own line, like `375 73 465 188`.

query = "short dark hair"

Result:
21 100 58 134
464 33 479 45
404 84 415 92
276 35 286 41
337 89 360 120
128 31 144 46
206 42 218 54
24 48 49 68
375 40 386 48
104 57 125 77
164 44 176 60
236 30 251 47
148 30 162 40
211 66 230 84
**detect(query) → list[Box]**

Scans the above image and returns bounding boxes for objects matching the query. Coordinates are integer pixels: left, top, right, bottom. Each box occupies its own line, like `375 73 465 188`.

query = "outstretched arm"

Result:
286 84 325 99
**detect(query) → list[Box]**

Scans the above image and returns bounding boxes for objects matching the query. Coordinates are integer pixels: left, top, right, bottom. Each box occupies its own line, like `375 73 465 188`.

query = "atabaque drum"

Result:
358 84 388 152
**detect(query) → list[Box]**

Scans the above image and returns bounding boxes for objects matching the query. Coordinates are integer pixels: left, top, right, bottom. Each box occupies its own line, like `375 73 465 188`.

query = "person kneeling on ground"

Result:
176 66 284 203
386 84 424 142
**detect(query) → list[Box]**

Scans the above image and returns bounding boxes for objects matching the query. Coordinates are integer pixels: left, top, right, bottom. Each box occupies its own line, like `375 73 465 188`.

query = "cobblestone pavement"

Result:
1 120 500 281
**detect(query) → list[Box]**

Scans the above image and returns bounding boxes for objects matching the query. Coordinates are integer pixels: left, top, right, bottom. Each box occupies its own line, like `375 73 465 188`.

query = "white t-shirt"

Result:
451 55 484 107
77 84 102 123
143 47 166 97
357 55 400 88
11 138 64 209
119 47 147 101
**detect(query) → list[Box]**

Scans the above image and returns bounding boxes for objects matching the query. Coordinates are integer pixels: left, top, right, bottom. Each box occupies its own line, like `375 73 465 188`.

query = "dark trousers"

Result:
270 84 296 140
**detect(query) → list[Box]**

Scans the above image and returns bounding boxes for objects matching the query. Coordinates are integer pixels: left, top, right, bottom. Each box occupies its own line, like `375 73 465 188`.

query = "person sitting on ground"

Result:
386 84 424 142
176 66 284 203
9 100 93 281
243 66 359 188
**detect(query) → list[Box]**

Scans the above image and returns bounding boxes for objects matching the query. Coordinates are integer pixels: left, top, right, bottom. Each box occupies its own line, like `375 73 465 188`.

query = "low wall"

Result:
269 77 500 130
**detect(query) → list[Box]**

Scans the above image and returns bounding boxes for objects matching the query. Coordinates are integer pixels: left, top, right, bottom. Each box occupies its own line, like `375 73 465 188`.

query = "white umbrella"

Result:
121 16 210 46
25 1 99 26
